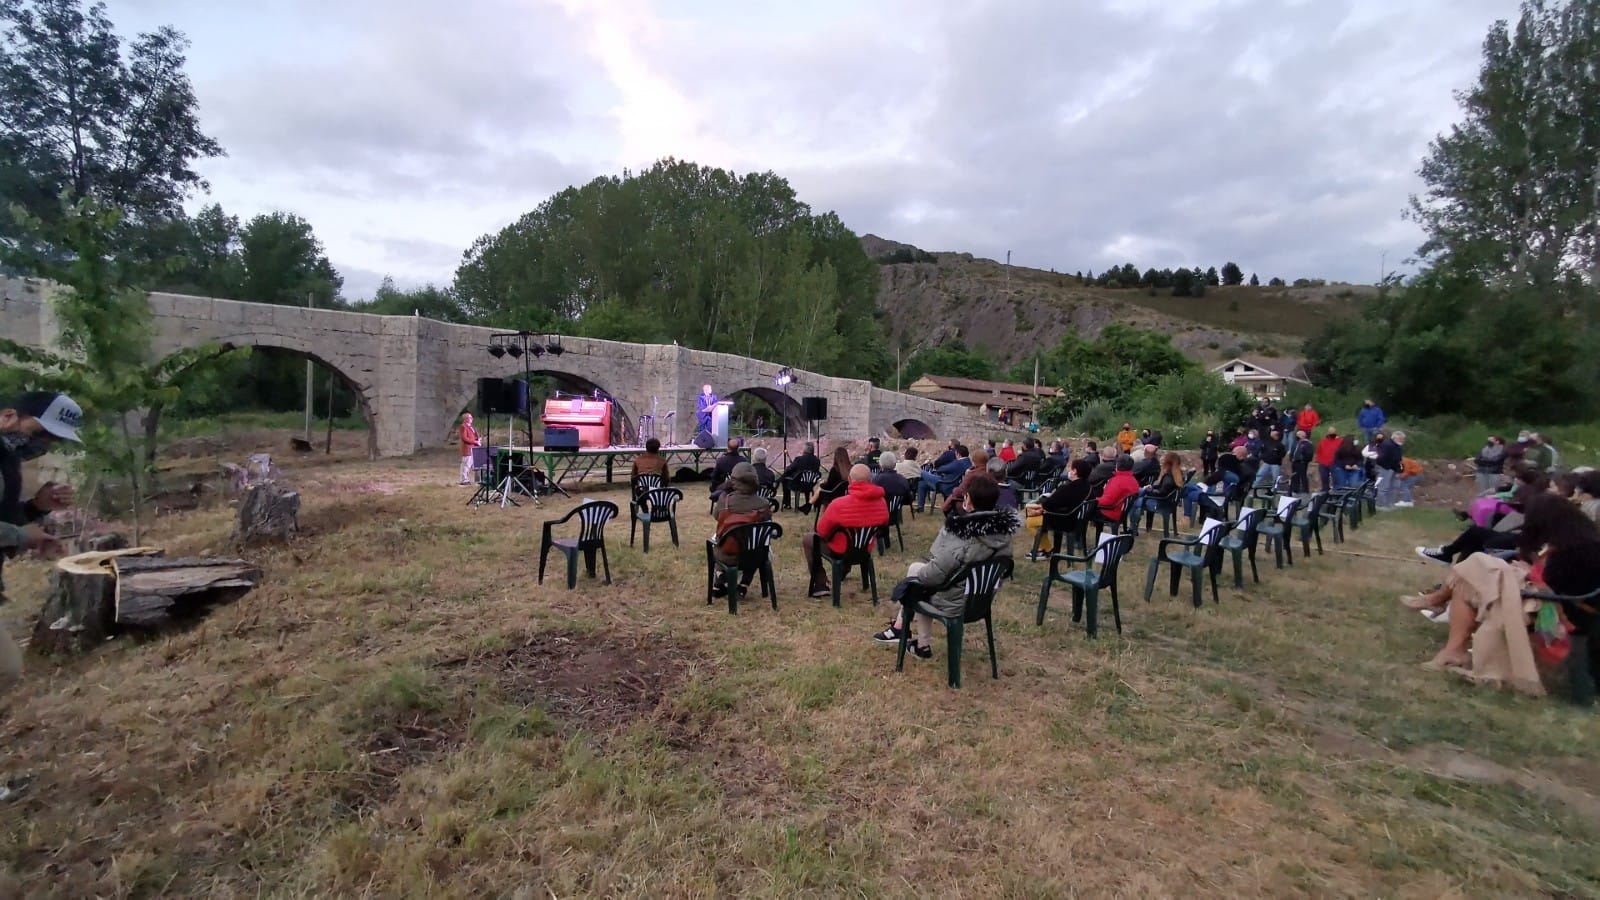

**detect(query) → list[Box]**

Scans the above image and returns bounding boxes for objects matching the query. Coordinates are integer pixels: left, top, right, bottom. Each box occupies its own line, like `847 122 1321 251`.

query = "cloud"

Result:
111 0 1521 293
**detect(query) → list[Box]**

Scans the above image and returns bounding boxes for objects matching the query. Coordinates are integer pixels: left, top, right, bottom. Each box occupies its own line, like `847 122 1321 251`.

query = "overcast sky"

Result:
109 0 1517 300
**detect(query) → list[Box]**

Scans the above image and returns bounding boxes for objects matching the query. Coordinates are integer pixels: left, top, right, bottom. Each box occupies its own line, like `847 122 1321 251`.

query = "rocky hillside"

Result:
864 234 1374 371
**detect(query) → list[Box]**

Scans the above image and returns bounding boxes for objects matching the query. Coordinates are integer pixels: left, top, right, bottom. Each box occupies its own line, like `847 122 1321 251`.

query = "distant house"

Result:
906 375 1061 424
1211 357 1312 400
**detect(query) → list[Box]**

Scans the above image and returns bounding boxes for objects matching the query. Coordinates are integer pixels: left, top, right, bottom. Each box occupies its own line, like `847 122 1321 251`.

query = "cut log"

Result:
232 482 300 546
114 556 263 627
31 548 163 654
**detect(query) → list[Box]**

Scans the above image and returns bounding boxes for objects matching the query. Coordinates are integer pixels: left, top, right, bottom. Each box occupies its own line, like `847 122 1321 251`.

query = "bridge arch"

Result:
891 418 939 440
209 331 380 457
445 362 639 448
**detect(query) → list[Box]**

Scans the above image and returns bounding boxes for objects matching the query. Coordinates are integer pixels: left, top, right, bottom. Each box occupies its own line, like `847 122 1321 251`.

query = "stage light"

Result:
529 344 546 358
546 338 564 356
488 343 506 359
506 343 523 359
773 366 793 388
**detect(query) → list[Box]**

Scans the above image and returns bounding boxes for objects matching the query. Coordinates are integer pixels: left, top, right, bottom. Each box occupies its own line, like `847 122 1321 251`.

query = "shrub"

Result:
1070 399 1117 437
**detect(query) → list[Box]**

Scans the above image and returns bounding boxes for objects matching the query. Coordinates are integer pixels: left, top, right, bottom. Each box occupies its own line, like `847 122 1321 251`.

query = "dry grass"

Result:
2 451 1598 898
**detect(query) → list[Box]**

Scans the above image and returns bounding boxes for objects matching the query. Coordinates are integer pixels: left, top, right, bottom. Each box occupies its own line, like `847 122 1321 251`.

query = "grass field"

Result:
2 452 1598 897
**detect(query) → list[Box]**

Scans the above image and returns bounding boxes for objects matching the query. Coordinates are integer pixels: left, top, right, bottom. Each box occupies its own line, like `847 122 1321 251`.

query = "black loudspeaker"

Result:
802 396 828 421
544 426 579 452
693 430 717 450
478 378 529 416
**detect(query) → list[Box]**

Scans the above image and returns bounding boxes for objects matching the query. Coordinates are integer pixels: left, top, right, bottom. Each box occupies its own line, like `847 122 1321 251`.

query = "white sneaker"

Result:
1394 501 1414 508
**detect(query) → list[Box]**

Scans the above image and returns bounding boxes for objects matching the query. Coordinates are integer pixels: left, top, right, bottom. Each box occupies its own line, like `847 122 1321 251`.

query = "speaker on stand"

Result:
801 396 827 450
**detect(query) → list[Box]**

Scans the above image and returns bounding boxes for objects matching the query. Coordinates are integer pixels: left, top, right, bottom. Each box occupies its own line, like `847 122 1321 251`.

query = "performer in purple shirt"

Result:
696 384 718 436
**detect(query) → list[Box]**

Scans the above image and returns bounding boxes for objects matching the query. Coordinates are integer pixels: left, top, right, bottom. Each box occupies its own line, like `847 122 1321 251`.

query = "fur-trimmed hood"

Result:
941 509 1022 540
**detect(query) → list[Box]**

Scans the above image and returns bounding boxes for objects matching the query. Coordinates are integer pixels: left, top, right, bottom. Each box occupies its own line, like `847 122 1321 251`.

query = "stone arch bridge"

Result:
1 279 984 457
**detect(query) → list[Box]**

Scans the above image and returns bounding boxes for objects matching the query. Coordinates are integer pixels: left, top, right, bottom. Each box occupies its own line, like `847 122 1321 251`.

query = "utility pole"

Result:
1379 251 1387 286
304 293 314 440
1005 250 1012 293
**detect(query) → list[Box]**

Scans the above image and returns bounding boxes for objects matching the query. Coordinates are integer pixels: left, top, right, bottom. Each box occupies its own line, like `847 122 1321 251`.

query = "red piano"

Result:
541 396 612 448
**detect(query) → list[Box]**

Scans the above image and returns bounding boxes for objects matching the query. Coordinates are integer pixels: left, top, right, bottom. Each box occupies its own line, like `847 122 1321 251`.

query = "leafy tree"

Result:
0 0 223 259
897 341 994 385
1170 267 1195 297
1249 273 1260 286
1028 324 1196 425
1204 266 1221 287
361 277 471 323
454 159 888 382
1409 0 1600 290
1221 262 1244 286
1268 277 1286 287
1 195 231 540
1305 266 1591 421
1118 262 1139 286
236 212 343 307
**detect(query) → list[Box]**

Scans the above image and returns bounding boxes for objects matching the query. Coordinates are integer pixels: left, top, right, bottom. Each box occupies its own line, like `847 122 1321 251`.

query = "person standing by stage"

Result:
457 413 480 485
696 384 719 439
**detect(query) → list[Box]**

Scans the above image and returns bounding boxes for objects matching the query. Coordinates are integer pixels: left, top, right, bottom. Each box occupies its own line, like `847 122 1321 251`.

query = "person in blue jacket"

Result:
914 444 973 512
1357 399 1387 444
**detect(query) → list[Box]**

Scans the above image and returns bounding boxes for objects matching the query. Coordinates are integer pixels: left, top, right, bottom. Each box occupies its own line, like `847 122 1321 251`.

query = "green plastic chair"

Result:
1219 506 1266 589
537 501 619 590
1143 518 1232 608
1256 495 1304 569
818 524 880 607
630 486 682 553
895 557 1014 688
1036 533 1136 638
705 520 783 614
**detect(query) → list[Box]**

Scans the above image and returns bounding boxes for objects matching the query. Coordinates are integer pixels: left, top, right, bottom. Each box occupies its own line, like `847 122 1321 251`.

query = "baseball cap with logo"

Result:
12 391 83 443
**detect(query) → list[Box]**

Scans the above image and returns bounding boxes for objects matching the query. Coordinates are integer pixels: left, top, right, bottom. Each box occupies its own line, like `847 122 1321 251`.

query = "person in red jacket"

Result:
1094 456 1141 523
1295 403 1320 436
804 464 889 597
1314 427 1343 493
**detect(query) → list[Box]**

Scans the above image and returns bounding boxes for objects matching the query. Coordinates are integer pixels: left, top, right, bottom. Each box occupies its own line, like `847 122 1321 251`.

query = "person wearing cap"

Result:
1 391 83 688
710 462 772 596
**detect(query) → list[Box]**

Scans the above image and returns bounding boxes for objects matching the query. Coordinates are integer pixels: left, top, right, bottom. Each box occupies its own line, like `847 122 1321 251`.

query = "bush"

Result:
1070 399 1117 438
1134 371 1254 439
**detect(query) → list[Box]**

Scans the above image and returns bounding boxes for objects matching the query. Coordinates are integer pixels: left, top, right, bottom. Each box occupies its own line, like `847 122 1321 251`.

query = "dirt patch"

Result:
468 630 698 732
337 710 464 817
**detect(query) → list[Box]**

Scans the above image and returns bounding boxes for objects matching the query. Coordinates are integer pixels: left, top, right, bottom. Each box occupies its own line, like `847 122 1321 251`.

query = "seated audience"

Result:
856 437 882 471
986 457 1019 511
1418 468 1549 564
932 439 960 469
941 450 991 515
1009 438 1045 481
1576 470 1600 525
1088 445 1118 488
1094 456 1141 524
778 441 822 510
629 437 670 492
1027 459 1095 560
1402 494 1600 693
814 447 853 510
872 451 912 506
1131 445 1160 484
709 437 744 496
711 463 774 595
750 447 777 489
915 444 972 512
872 476 1018 659
1472 435 1507 496
895 446 925 483
803 464 889 597
997 439 1018 464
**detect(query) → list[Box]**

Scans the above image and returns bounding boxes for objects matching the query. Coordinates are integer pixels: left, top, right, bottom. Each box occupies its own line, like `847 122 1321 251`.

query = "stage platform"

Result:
495 444 727 486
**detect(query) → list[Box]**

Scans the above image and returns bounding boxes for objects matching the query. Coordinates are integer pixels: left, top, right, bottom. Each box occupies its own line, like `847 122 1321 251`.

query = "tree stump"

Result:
233 482 300 546
31 549 161 654
113 556 262 627
30 550 263 653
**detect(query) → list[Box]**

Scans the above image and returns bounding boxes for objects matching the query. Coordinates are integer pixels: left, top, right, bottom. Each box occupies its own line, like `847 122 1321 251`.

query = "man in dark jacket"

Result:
1255 429 1286 489
778 442 821 510
2 391 83 688
1131 445 1160 484
749 447 777 489
708 437 745 497
1289 430 1314 495
855 437 882 471
871 451 912 507
1088 446 1118 489
1372 431 1403 509
932 439 960 469
1199 430 1219 477
1008 439 1045 481
915 445 972 512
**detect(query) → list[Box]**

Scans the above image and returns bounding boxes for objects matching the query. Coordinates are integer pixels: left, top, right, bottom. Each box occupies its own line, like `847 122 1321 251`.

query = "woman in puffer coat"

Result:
872 475 1019 659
